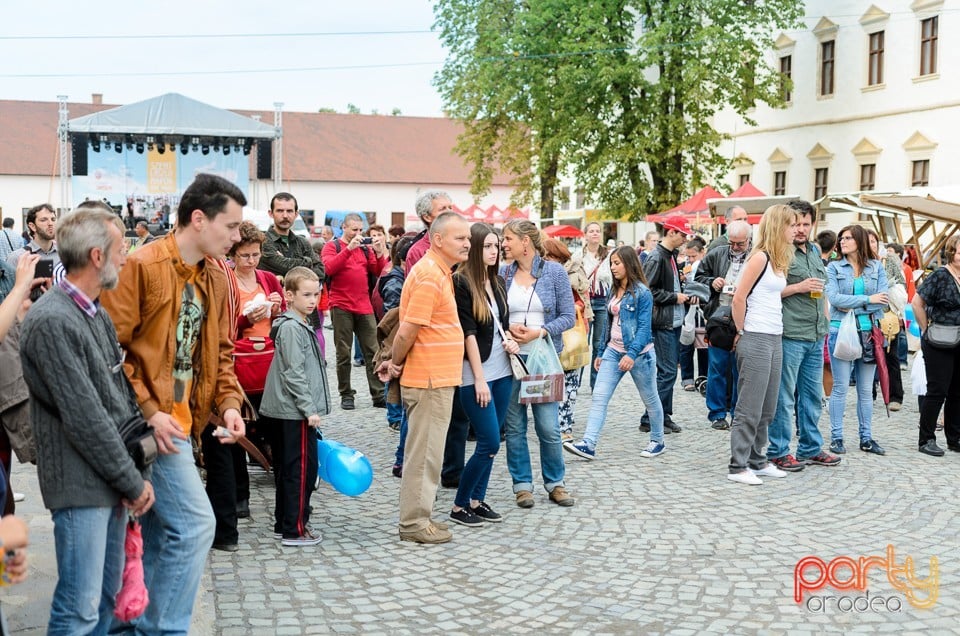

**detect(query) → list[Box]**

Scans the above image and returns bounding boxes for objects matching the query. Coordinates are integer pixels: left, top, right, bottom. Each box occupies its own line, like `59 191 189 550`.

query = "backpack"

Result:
704 253 768 351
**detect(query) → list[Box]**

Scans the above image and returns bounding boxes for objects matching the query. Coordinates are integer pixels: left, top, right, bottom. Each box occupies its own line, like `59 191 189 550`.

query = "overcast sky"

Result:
0 0 446 116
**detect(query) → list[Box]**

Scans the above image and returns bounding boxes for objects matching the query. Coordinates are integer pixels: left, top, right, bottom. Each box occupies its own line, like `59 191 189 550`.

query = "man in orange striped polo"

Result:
379 212 470 544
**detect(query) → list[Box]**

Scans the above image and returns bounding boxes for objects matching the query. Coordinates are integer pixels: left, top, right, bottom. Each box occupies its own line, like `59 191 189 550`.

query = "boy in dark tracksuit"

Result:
259 267 330 546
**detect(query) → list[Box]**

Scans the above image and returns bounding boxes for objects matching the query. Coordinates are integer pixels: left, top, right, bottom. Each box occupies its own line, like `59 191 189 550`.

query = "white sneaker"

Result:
12 492 24 502
727 470 763 485
752 464 788 478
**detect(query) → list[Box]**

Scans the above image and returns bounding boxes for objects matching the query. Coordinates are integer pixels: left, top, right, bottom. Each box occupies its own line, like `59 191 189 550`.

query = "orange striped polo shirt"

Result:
398 249 464 389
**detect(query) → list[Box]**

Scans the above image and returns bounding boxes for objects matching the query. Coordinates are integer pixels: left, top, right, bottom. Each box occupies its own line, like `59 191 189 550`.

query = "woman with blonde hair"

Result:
727 205 797 485
502 220 576 508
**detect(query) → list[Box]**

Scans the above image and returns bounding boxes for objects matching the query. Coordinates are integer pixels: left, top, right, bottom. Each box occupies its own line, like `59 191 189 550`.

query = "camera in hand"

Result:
360 237 373 245
34 258 54 279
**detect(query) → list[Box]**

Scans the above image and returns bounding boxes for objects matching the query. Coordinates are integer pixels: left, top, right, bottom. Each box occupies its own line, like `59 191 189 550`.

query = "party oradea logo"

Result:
794 545 938 613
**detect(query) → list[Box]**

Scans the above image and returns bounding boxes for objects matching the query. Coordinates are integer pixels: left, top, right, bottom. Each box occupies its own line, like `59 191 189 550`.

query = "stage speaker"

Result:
256 141 272 180
72 134 88 176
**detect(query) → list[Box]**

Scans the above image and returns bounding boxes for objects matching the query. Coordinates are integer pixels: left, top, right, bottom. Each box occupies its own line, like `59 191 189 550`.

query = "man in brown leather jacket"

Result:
101 173 246 634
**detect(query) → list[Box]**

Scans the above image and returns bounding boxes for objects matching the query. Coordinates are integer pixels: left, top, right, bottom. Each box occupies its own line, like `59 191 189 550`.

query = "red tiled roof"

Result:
0 99 513 186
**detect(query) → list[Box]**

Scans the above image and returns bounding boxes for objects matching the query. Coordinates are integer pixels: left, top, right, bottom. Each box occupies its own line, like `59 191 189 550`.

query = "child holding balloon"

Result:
260 267 331 547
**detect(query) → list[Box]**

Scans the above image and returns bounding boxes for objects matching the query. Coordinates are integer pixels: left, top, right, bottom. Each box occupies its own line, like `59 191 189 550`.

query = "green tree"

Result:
346 103 361 114
434 0 803 219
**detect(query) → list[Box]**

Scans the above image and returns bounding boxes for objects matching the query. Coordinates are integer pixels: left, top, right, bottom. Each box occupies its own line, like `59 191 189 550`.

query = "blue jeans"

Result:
679 342 707 383
583 347 663 448
49 506 126 635
353 334 363 364
828 329 876 443
385 381 403 425
394 406 409 466
706 345 739 422
642 327 680 423
124 437 216 635
896 329 908 366
768 337 825 460
588 298 608 389
505 358 566 493
456 376 512 507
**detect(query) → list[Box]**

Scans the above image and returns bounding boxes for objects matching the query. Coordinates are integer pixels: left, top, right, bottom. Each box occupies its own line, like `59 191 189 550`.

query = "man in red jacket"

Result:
322 213 387 410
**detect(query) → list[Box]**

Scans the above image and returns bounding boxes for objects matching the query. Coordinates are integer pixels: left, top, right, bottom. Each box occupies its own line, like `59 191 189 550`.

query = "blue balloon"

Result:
904 304 915 322
324 447 374 497
316 440 347 483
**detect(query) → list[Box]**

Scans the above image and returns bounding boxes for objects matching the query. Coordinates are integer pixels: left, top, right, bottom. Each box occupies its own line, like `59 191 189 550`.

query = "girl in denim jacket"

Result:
564 247 666 460
826 225 889 456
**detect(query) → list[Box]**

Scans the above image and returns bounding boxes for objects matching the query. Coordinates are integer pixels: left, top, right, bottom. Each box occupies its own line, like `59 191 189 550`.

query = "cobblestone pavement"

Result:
10 349 960 634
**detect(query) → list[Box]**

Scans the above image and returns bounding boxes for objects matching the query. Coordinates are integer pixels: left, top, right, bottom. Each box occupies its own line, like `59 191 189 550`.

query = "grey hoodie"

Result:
259 310 331 421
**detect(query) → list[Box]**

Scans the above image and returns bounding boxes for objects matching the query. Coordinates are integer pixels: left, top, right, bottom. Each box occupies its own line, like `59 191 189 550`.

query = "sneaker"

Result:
449 507 484 527
829 439 846 454
639 422 651 433
919 440 945 457
563 440 595 460
751 464 788 478
399 522 453 544
391 463 403 478
282 530 323 547
548 486 575 507
710 418 730 431
682 381 696 392
889 401 902 412
470 501 503 523
388 421 401 432
353 359 365 367
639 441 666 458
770 454 804 472
663 420 682 434
341 397 355 411
727 470 763 485
561 432 574 444
515 491 535 508
859 439 886 455
800 451 841 466
12 492 24 503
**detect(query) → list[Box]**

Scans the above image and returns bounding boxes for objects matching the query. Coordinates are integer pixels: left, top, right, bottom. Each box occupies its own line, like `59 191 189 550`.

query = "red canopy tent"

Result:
460 203 487 222
646 186 724 224
542 224 584 239
728 181 765 199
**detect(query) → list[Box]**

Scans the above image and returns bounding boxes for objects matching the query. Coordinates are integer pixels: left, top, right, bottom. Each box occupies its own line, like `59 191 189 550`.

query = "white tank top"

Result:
743 260 786 335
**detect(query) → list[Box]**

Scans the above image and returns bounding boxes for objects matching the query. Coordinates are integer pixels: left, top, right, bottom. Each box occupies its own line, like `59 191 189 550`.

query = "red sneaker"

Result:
801 451 842 466
770 454 805 472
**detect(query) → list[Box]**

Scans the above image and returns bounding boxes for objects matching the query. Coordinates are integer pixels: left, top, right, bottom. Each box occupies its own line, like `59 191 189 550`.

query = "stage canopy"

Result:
69 92 276 139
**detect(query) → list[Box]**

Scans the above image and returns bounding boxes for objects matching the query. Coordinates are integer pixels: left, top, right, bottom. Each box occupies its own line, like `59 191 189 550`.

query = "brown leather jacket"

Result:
101 233 243 437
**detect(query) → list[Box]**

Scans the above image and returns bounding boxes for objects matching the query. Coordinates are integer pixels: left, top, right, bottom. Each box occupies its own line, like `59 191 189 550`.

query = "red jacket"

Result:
321 239 382 315
235 269 286 338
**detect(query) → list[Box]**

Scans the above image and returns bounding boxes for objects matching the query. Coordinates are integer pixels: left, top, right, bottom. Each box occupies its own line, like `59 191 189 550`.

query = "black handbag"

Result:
704 254 769 351
117 413 158 470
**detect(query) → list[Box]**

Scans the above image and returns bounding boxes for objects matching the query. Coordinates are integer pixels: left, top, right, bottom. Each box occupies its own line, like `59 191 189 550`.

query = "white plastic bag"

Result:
680 305 697 346
911 347 927 396
832 311 862 362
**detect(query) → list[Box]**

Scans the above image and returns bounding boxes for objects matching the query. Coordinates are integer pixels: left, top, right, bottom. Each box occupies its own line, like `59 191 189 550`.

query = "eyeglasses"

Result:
839 236 854 242
729 240 749 248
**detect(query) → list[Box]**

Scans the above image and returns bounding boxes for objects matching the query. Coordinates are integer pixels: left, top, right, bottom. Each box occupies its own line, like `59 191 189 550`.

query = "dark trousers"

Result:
441 387 470 486
268 417 318 538
201 423 239 545
642 326 681 425
918 339 960 446
331 306 384 400
884 341 904 403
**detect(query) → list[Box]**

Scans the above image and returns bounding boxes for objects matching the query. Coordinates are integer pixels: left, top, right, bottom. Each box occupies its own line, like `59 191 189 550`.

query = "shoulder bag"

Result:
923 272 960 349
487 292 528 380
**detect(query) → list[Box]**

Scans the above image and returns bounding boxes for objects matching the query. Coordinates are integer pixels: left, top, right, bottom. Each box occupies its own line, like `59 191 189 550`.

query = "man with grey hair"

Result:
405 190 453 271
696 219 751 429
707 205 748 251
20 208 155 633
321 212 386 410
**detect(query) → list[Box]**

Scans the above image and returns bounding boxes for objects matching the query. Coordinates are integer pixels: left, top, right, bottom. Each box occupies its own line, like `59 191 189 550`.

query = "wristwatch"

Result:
737 329 745 336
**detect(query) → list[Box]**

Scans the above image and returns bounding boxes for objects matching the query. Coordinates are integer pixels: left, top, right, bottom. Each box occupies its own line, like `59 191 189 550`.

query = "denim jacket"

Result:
502 255 576 353
599 282 654 359
826 257 889 326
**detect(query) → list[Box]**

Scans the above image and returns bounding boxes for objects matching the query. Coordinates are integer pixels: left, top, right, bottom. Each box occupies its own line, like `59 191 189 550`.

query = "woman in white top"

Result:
581 222 613 389
727 205 797 485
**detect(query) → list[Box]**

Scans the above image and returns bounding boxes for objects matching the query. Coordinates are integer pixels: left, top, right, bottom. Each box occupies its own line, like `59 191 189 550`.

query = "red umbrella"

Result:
114 518 150 621
871 324 891 417
542 224 584 238
665 186 725 214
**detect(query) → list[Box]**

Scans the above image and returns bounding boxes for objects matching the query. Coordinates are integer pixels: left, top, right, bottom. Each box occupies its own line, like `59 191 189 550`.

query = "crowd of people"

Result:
3 176 960 631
